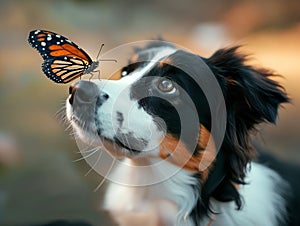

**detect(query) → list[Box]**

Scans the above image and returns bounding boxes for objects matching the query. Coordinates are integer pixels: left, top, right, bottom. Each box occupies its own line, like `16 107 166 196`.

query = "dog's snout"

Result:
69 80 99 105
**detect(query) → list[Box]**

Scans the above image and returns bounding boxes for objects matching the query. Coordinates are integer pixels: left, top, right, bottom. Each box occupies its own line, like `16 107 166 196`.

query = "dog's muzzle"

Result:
68 80 110 128
69 80 106 105
68 80 153 154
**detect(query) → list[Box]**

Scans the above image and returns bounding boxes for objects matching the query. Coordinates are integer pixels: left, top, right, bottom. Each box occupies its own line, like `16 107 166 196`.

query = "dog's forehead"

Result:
131 47 211 81
90 47 178 108
131 46 174 63
125 47 177 82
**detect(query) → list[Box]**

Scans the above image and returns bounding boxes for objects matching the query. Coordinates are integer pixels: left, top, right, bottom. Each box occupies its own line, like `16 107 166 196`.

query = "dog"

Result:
66 42 300 226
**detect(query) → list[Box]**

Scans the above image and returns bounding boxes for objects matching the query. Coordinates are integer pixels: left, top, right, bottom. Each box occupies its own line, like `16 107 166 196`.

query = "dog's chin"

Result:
73 127 142 159
101 137 143 159
68 110 145 159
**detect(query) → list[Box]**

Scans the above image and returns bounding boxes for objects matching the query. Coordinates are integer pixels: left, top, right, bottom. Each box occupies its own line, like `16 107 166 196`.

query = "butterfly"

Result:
28 29 115 84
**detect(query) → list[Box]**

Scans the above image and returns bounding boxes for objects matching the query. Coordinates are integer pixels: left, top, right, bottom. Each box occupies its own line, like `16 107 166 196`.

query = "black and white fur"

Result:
66 42 300 226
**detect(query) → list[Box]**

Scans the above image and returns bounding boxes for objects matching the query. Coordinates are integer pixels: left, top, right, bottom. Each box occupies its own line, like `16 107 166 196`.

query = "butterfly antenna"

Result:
96 43 117 63
96 44 105 60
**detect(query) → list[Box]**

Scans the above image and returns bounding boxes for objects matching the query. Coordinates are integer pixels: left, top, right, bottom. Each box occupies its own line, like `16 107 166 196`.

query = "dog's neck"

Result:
103 156 200 225
103 155 287 226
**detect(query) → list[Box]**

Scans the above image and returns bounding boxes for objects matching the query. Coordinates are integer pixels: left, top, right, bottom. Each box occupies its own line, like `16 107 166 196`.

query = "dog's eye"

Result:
121 69 128 77
157 78 176 94
121 62 142 77
121 67 129 77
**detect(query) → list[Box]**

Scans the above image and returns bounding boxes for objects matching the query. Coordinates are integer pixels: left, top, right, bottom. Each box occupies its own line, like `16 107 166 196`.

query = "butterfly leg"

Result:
88 73 94 81
93 70 101 81
97 70 101 80
88 70 100 81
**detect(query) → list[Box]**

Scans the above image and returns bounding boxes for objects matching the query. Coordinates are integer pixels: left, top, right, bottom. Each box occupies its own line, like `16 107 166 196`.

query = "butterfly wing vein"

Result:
28 29 96 84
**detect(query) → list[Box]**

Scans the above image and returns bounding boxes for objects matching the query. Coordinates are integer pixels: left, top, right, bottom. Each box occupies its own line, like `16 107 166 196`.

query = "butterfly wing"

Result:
28 30 93 83
42 56 92 84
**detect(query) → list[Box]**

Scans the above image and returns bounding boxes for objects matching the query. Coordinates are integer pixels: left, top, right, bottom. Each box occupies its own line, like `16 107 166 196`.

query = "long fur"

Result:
201 46 289 212
66 44 299 226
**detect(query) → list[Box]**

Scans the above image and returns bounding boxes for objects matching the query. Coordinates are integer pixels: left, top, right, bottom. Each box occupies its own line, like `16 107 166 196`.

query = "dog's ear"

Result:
207 46 289 128
205 46 289 184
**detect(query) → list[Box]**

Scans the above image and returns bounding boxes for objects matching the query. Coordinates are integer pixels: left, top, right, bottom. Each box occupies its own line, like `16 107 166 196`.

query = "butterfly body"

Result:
85 61 99 74
28 30 100 84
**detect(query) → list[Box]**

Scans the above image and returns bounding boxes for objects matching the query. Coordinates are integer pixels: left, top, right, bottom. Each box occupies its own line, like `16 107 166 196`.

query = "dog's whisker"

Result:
85 150 103 176
68 133 77 139
55 106 67 122
93 155 116 192
64 122 73 132
65 125 73 133
68 129 77 137
93 177 106 192
73 147 99 162
78 146 99 154
61 44 293 225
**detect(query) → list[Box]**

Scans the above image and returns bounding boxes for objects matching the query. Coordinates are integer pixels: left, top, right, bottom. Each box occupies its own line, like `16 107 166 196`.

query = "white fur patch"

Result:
200 162 288 226
66 45 288 226
66 46 176 151
104 161 288 226
84 47 177 152
103 157 198 225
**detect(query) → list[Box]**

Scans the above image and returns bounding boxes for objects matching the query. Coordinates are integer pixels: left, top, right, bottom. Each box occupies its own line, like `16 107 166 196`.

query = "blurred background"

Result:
0 0 299 225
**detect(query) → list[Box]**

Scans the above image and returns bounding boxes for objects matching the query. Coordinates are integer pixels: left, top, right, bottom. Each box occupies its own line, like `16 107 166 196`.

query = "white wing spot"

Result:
34 30 40 34
64 57 67 60
60 39 64 42
66 39 72 43
42 48 45 51
57 42 60 45
41 42 46 46
47 36 52 41
56 34 61 38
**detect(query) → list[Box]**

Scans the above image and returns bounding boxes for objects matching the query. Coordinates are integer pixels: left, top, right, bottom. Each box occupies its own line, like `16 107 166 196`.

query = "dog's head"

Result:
66 42 288 207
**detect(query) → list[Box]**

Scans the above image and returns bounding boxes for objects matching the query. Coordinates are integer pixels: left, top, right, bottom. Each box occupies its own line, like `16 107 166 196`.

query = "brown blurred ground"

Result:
0 0 299 225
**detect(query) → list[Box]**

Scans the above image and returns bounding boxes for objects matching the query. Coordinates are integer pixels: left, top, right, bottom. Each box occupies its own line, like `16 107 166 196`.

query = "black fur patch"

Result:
128 44 289 224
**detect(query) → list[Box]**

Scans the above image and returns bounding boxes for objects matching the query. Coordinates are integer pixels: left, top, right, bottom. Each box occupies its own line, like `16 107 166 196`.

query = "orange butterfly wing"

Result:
28 30 94 83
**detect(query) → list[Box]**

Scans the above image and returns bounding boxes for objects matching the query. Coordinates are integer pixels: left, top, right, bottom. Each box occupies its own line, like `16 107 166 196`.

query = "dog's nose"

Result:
69 80 99 105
